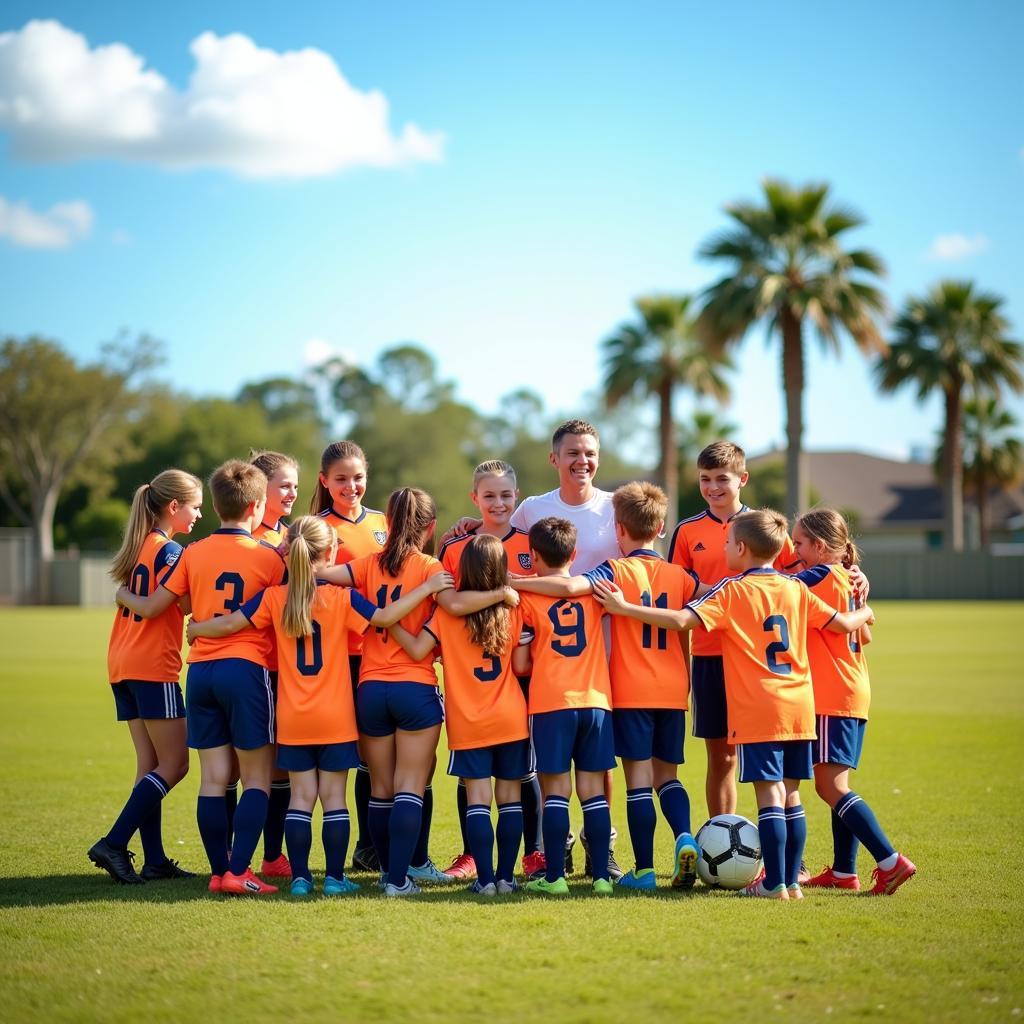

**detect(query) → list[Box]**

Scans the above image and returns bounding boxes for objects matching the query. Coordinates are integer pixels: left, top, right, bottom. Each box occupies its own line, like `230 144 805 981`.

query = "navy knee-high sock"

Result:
284 809 313 882
196 794 230 875
387 792 424 887
581 795 612 881
626 787 656 873
457 781 470 855
139 803 167 867
656 778 691 838
784 804 807 887
411 786 433 867
834 792 895 864
465 804 495 885
758 806 787 890
831 808 860 873
496 802 523 882
322 809 351 880
542 796 570 882
228 789 269 875
225 781 239 849
521 773 541 855
106 772 169 850
263 780 290 861
368 797 393 872
353 764 372 849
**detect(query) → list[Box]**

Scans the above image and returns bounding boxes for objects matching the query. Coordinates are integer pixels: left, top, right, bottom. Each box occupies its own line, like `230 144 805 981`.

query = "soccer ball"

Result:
695 814 762 889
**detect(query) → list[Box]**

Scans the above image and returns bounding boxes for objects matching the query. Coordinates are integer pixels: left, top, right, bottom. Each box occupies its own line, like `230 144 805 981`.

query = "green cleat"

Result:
592 878 614 896
525 876 570 896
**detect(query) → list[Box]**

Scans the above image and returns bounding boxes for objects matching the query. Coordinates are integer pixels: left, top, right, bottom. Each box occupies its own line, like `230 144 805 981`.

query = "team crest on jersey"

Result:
373 530 387 544
517 553 533 570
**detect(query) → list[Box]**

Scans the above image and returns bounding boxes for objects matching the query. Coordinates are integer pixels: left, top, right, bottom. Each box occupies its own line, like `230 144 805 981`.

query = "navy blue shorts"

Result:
112 680 184 721
531 708 616 775
448 738 532 780
814 715 867 768
277 741 361 773
613 708 686 763
185 658 274 751
356 681 444 736
691 656 728 740
737 739 813 783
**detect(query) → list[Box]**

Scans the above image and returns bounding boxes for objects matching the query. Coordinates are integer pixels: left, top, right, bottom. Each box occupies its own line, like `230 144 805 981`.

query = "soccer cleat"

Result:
592 878 614 896
496 878 519 895
868 853 916 896
526 876 570 897
521 850 546 879
617 869 657 891
466 881 497 897
141 859 196 881
290 877 314 896
324 874 361 895
220 869 279 895
606 847 625 882
564 831 576 875
88 839 144 885
580 830 624 881
804 865 861 891
351 844 381 872
408 858 457 883
441 853 477 880
787 883 804 901
383 879 422 898
739 879 790 900
208 874 223 893
259 854 292 878
671 833 700 890
798 860 811 885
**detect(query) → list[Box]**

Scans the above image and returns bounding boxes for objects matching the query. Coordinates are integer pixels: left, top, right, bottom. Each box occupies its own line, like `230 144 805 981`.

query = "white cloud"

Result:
0 19 445 179
0 194 93 248
302 338 355 367
926 233 990 262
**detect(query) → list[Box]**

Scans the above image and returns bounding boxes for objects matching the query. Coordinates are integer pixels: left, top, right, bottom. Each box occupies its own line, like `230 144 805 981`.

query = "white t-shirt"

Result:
510 487 618 574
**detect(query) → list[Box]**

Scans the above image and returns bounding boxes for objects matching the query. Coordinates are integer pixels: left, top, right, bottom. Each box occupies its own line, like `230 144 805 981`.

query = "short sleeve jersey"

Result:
510 488 618 574
794 564 871 719
162 528 285 666
518 591 611 715
424 606 529 750
686 568 837 744
584 550 699 710
348 550 444 685
439 527 533 583
668 508 800 656
242 583 376 745
320 506 388 655
107 530 184 684
252 519 286 547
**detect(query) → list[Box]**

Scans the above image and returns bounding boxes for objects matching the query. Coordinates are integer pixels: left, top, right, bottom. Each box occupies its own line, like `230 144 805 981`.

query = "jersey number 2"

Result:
763 615 792 675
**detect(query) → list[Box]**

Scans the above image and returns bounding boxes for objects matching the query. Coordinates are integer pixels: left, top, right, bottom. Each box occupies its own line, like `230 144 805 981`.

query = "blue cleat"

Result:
672 833 699 890
324 874 360 895
617 869 657 891
290 876 314 896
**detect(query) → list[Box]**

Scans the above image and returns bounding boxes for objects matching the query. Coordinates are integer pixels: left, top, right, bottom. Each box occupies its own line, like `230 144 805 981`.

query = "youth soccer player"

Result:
595 509 874 900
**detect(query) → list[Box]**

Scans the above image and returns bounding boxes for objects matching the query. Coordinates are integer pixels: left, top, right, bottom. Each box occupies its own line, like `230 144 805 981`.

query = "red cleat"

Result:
208 874 223 893
804 865 861 891
260 854 292 878
522 850 546 879
868 853 916 896
221 869 279 895
442 853 477 879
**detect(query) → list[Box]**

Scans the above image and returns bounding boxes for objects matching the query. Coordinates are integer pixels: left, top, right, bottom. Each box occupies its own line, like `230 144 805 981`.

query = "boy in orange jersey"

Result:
516 517 616 897
117 460 287 895
513 482 704 891
594 508 874 900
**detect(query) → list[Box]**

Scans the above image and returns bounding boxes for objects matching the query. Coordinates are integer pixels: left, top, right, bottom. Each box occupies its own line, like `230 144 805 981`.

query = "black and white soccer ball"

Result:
695 813 762 889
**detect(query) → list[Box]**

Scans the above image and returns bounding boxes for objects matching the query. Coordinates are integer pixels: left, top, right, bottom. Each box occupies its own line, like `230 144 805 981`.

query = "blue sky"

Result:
2 1 1022 464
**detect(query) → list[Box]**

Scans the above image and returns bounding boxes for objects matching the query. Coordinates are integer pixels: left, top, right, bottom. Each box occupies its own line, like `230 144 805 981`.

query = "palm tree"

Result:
697 178 887 518
877 281 1023 550
602 295 732 522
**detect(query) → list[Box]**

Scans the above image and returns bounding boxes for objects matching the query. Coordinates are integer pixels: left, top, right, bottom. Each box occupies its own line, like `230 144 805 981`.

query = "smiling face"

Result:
471 473 518 531
550 433 599 498
792 522 827 568
322 457 367 517
698 466 748 517
264 466 298 524
169 488 203 536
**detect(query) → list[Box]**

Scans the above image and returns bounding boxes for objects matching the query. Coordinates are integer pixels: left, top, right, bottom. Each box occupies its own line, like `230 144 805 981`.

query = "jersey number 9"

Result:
548 600 585 658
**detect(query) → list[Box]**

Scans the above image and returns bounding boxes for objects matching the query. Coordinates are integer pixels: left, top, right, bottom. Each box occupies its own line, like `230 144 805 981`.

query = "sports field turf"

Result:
1 602 1022 1022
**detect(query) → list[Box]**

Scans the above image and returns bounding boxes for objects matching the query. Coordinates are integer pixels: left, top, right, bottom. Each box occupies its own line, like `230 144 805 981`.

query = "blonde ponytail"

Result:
282 516 335 638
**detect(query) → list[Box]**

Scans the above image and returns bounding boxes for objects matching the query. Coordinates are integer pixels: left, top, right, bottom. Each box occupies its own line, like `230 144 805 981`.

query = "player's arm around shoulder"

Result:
372 571 455 627
590 578 700 632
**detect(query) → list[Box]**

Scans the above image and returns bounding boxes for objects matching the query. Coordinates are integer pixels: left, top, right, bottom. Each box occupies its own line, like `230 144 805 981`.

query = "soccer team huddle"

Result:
91 420 916 901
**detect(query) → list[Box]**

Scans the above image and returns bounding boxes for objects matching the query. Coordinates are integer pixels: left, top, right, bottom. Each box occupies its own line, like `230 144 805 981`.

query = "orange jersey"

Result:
518 591 611 715
439 527 533 583
795 564 871 719
252 519 287 547
669 508 800 656
320 507 388 655
242 583 376 745
348 550 444 685
162 528 285 666
584 549 699 710
424 606 529 749
687 568 837 744
107 530 184 684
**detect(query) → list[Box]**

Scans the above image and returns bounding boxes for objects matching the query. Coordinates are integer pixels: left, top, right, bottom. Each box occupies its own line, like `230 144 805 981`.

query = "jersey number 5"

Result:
763 615 792 675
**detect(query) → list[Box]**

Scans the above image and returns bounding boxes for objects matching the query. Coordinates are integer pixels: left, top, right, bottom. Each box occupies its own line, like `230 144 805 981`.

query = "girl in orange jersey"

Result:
391 535 532 896
251 450 299 547
187 516 453 895
88 470 203 886
791 509 916 896
309 440 388 870
319 487 518 897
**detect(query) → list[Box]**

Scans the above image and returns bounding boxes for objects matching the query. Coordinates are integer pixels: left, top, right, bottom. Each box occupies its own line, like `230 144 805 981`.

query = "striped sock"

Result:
757 806 787 890
656 778 691 838
626 787 656 872
465 804 495 885
322 809 351 879
106 772 169 850
263 779 290 861
496 802 523 882
387 792 424 887
368 797 393 873
542 796 570 882
284 809 313 882
581 795 612 881
784 804 807 886
834 791 895 864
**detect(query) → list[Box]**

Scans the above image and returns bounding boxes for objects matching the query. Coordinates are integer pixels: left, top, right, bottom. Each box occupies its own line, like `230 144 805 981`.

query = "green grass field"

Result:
2 603 1022 1022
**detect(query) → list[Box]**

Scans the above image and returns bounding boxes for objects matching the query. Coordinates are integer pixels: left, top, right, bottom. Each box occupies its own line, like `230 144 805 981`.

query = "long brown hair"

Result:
110 470 201 584
282 516 335 638
309 440 367 514
459 535 511 656
796 508 861 568
378 487 436 576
